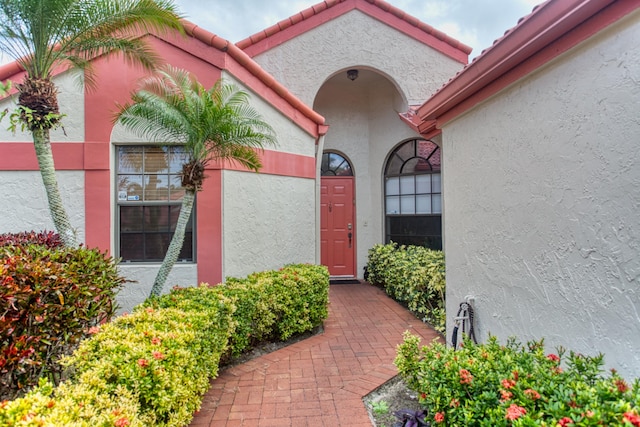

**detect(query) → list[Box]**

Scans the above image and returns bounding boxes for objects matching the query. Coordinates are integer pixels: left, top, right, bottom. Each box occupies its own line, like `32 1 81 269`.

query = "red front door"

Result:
321 177 356 277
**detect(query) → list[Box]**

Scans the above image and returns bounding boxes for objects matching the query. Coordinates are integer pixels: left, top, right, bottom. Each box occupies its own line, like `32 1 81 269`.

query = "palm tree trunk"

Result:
150 190 196 297
32 128 77 247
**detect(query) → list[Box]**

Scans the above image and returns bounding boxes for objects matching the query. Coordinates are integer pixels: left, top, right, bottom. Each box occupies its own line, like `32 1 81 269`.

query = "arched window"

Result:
384 139 441 249
321 152 353 176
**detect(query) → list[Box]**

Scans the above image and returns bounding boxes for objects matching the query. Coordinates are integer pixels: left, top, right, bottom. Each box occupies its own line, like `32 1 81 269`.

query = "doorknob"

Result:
348 232 352 248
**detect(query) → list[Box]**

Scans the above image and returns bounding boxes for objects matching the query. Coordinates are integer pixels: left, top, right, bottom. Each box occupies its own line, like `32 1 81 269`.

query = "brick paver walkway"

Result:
189 282 441 427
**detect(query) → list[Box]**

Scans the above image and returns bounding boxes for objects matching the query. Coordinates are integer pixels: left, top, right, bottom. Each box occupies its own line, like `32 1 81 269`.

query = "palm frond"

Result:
0 0 184 81
116 65 277 177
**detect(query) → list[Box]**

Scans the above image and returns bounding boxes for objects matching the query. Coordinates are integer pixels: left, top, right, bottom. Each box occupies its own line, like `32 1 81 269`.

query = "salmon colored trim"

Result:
0 143 84 170
207 150 316 179
84 170 110 251
237 0 471 63
417 0 639 132
197 169 223 285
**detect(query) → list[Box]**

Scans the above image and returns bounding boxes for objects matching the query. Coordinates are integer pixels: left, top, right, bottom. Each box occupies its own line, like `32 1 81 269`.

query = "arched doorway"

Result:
320 152 356 277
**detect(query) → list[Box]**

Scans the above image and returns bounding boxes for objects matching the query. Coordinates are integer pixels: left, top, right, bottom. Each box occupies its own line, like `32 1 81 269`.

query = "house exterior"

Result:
2 0 637 377
416 0 640 378
0 0 468 312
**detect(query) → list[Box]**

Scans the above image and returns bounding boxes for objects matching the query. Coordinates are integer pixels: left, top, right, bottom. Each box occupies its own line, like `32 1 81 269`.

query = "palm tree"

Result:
116 65 276 297
0 0 184 247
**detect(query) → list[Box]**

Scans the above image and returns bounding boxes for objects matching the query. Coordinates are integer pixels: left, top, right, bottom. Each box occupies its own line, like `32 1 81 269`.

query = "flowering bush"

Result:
395 332 640 426
366 243 445 333
0 230 63 248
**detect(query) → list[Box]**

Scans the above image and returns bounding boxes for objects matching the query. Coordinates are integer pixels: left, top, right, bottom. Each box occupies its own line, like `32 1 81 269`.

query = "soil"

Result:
363 375 425 427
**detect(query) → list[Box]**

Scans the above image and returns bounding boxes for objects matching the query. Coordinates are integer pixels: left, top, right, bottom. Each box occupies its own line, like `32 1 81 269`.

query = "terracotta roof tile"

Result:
236 0 472 58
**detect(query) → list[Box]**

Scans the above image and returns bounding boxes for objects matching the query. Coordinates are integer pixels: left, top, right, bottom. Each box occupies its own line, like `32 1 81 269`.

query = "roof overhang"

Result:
416 0 640 135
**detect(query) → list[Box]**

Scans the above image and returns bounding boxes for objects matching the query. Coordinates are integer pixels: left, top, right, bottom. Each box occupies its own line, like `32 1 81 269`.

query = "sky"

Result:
172 0 543 59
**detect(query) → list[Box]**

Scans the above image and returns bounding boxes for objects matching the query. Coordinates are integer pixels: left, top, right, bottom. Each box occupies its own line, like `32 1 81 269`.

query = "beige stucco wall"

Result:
221 171 316 279
441 11 640 378
116 264 197 313
220 73 317 278
0 170 86 242
252 9 464 107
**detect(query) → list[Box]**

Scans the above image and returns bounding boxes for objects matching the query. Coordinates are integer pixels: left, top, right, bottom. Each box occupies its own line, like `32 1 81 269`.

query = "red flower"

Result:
505 404 526 421
624 412 640 427
524 389 541 400
501 379 516 389
434 412 445 423
500 390 513 402
114 417 130 427
137 358 148 368
88 326 100 334
151 337 161 345
459 368 473 385
547 353 560 362
557 417 573 426
152 351 165 360
615 378 630 393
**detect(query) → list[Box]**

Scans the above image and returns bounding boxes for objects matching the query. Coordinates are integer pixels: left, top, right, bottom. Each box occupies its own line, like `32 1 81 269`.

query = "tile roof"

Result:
415 0 639 134
236 0 471 63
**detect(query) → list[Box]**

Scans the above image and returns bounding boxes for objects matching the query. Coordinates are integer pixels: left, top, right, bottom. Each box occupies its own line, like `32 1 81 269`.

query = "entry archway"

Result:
320 152 356 277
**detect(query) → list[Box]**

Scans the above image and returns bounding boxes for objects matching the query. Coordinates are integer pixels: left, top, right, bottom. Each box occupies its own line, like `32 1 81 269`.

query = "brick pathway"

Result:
189 282 441 427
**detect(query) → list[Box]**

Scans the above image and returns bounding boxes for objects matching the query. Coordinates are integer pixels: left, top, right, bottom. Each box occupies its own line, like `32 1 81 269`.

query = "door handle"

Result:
348 232 352 248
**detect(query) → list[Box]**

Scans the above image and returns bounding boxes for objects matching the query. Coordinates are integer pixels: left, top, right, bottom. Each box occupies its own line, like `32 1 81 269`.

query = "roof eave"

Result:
416 0 635 128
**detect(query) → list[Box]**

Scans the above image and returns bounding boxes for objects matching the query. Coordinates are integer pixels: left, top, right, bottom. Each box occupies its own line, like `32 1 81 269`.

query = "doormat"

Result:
329 279 361 285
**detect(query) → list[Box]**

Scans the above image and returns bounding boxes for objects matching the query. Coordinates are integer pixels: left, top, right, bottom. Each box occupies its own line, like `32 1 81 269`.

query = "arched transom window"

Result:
384 139 442 249
321 152 353 176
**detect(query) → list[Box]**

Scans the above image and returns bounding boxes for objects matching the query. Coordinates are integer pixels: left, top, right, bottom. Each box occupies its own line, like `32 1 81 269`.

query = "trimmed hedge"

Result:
0 263 330 427
221 264 329 358
366 242 445 333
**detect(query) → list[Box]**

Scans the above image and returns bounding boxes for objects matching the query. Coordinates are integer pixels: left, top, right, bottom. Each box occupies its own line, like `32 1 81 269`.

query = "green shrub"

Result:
366 243 445 333
0 378 144 427
0 263 330 426
62 301 235 427
396 332 640 426
0 244 124 400
221 263 329 357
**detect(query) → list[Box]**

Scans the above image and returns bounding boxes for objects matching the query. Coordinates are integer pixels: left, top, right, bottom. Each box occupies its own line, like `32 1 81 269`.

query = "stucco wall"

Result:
116 264 197 313
0 170 86 242
441 12 640 377
221 171 316 279
222 73 317 157
252 10 464 107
